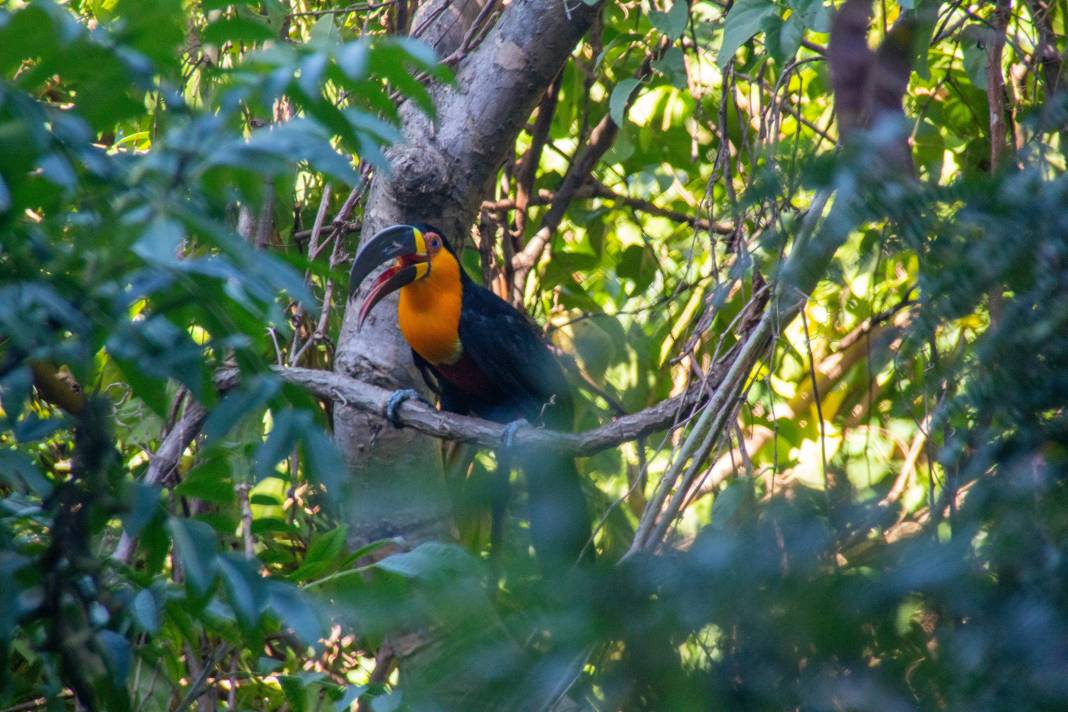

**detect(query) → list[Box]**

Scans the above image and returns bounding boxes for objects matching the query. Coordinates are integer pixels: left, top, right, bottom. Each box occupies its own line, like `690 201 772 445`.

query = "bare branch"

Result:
221 365 713 458
512 74 563 240
112 401 207 564
511 42 667 300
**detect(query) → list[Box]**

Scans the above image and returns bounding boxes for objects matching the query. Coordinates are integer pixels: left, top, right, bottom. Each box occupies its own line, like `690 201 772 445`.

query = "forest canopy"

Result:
1 0 1067 710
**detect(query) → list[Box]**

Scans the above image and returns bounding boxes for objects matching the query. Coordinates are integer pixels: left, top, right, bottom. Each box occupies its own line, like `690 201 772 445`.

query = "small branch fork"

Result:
510 39 672 302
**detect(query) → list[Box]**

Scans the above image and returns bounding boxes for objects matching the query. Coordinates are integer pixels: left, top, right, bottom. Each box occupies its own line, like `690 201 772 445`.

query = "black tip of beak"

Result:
348 224 420 299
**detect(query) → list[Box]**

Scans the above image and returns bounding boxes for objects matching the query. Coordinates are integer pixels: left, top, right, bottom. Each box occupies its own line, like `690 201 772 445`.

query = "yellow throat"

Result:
397 248 463 365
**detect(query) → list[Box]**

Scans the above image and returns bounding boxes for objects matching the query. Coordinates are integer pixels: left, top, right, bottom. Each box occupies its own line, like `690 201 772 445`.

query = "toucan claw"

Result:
500 419 528 450
385 388 429 427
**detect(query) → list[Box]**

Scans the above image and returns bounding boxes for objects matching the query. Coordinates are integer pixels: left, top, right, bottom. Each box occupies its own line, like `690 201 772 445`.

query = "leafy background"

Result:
1 0 1067 710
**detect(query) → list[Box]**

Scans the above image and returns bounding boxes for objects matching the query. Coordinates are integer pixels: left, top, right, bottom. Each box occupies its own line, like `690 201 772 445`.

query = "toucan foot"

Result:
385 388 429 427
500 419 527 449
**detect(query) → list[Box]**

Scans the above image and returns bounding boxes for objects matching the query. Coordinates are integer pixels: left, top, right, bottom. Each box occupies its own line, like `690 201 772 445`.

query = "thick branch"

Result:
257 366 711 457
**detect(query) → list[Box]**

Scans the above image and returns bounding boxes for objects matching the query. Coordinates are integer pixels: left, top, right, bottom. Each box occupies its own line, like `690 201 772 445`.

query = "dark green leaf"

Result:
0 450 52 497
96 630 132 687
123 483 162 539
374 542 482 582
218 554 268 632
289 526 348 582
299 425 346 507
202 16 276 44
169 518 219 596
309 14 339 47
132 216 184 264
268 581 323 645
131 589 160 634
174 457 235 505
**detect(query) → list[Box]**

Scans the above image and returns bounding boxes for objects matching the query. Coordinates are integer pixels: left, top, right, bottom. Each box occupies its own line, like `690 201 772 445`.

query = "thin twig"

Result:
173 644 230 712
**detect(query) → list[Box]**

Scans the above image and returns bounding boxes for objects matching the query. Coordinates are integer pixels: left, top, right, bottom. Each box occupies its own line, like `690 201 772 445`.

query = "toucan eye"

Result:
428 234 441 250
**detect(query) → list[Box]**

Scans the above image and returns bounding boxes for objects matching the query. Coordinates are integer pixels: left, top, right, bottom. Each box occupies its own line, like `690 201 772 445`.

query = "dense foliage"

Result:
1 0 1066 710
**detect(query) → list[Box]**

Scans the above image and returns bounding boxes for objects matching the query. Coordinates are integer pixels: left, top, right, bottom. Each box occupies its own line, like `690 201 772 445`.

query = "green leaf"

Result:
131 589 160 634
0 364 30 425
290 526 348 583
268 581 323 645
374 542 481 583
174 457 235 505
710 481 751 531
335 686 368 712
13 413 66 444
543 250 600 290
789 0 831 33
649 0 689 39
218 554 268 632
254 409 301 480
338 41 369 80
299 423 347 507
718 0 777 68
203 376 278 443
610 78 641 127
202 16 276 44
651 47 687 88
388 36 439 69
283 678 307 712
169 518 219 596
309 14 339 47
370 693 402 712
617 244 658 295
109 355 169 417
766 12 803 64
96 630 132 688
107 316 207 404
961 25 991 91
0 450 53 497
123 483 162 539
203 0 256 8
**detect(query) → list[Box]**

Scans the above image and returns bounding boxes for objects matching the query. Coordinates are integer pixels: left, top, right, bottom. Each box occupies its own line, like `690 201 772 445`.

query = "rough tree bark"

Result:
332 0 599 704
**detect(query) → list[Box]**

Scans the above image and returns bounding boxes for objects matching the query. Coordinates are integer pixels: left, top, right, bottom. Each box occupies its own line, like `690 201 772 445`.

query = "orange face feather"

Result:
397 232 463 365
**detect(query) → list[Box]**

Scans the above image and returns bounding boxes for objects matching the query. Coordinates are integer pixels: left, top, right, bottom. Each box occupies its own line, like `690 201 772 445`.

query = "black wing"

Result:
411 350 442 396
457 279 574 430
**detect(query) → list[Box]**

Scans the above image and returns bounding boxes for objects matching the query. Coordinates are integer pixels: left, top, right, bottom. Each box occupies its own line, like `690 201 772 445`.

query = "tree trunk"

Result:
335 0 599 548
332 0 599 704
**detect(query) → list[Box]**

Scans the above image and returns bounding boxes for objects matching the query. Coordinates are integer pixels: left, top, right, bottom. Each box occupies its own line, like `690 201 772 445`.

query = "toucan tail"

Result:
521 450 593 570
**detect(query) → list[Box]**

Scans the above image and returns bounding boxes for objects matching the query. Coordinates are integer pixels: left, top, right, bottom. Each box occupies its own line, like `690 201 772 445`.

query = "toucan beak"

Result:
349 224 429 329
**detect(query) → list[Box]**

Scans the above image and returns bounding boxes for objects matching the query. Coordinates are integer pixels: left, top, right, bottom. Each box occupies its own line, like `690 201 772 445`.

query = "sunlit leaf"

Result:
649 1 689 39
718 0 776 68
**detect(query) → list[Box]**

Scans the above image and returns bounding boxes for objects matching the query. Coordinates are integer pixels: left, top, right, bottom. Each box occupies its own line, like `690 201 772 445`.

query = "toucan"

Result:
348 223 592 569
